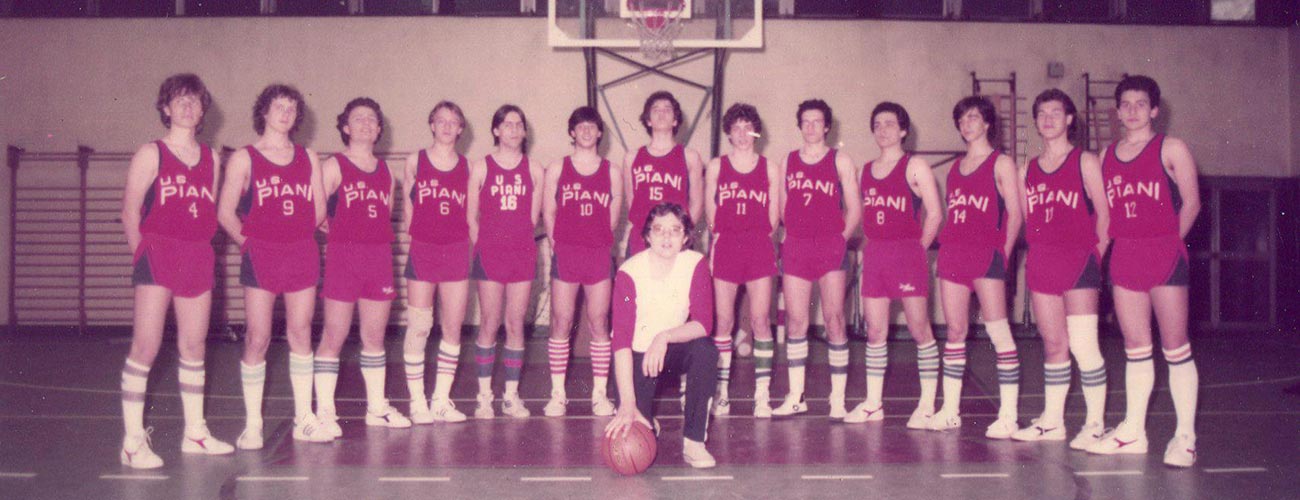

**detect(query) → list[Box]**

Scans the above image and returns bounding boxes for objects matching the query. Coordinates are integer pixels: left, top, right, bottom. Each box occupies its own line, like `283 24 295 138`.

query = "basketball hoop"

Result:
627 4 687 60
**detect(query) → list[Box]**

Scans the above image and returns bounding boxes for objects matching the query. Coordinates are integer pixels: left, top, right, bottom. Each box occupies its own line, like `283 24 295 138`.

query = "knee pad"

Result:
1066 314 1103 369
984 318 1016 352
405 305 435 334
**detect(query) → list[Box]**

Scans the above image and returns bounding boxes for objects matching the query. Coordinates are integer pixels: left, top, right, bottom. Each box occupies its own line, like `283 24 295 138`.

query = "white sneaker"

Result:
928 411 962 431
1011 419 1066 442
181 423 235 455
430 397 469 423
753 396 772 418
1163 434 1197 468
121 428 164 469
292 414 335 442
591 394 616 417
828 396 847 419
474 392 496 419
985 417 1019 440
1069 422 1106 451
906 408 934 430
771 395 807 417
682 439 716 469
1086 424 1149 455
236 427 264 451
543 391 568 417
501 392 531 418
410 403 435 425
365 404 413 429
711 396 731 417
843 402 884 424
317 410 344 439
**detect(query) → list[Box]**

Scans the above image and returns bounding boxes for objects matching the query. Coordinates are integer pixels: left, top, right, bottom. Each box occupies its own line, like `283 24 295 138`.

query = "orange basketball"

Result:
601 421 657 475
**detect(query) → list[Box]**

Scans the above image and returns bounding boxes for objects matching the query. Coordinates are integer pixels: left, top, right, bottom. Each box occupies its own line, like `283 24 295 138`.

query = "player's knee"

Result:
864 323 888 343
550 311 575 337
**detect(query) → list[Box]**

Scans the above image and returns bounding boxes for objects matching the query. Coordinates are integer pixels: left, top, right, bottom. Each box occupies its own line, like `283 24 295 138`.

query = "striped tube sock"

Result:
241 361 266 428
404 353 428 410
916 341 940 412
475 343 496 395
289 352 315 419
986 319 1019 419
433 341 461 401
827 342 850 401
1067 314 1106 426
787 337 809 399
940 341 967 416
1163 344 1198 436
502 346 525 396
715 337 734 398
864 342 888 408
1122 345 1155 434
1042 361 1072 425
359 351 387 412
753 339 775 401
589 339 612 398
313 357 341 415
547 338 570 396
121 359 150 435
177 358 206 431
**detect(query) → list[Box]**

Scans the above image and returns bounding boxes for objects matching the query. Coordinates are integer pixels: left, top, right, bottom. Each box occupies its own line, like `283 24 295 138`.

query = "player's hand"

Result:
642 336 668 377
604 405 651 439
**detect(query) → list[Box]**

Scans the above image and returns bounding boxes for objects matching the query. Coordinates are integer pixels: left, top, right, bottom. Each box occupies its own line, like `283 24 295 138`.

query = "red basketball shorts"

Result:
323 241 396 303
861 239 930 299
781 234 849 281
240 237 320 294
132 233 215 298
551 242 613 286
471 242 538 284
405 239 471 283
710 231 776 284
936 244 1007 288
1109 236 1189 292
1026 245 1101 296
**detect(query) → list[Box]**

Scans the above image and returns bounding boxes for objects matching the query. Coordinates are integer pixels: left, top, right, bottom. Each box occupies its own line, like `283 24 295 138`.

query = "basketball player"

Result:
773 99 863 417
704 103 779 417
1087 75 1201 468
217 84 331 447
542 106 623 417
119 74 232 468
622 91 705 257
844 102 944 428
467 104 544 419
1011 89 1110 448
605 203 718 469
931 96 1024 439
312 98 410 437
402 101 472 424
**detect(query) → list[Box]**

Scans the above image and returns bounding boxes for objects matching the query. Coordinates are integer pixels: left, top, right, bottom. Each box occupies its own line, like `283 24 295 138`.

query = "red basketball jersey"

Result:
554 156 614 247
713 155 772 235
140 141 217 241
239 145 316 242
940 151 1007 248
1103 135 1181 239
783 149 843 238
408 151 469 244
326 154 393 244
1025 148 1097 248
861 155 922 241
628 145 690 232
477 155 535 248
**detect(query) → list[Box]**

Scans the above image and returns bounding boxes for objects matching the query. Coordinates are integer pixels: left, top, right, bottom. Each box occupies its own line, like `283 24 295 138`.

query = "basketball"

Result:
601 421 657 475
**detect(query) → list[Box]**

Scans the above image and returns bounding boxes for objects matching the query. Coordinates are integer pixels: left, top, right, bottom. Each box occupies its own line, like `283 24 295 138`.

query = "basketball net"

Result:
628 5 687 60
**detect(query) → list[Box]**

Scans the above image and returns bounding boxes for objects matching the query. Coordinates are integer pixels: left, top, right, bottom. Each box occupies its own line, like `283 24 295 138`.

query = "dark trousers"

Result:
631 337 719 442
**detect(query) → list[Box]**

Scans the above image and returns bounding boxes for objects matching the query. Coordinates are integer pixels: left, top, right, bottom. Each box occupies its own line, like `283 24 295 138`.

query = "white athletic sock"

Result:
403 306 434 407
1067 314 1106 426
434 341 461 400
1163 344 1198 436
753 339 775 401
177 358 206 431
590 339 612 398
715 337 734 398
241 360 266 428
787 337 809 399
404 352 427 409
986 319 1019 419
288 352 315 419
1042 361 1072 425
547 338 570 397
313 356 341 415
121 359 150 435
1123 345 1155 434
916 341 939 413
475 343 496 395
359 351 387 412
827 341 849 401
940 341 967 415
864 342 888 408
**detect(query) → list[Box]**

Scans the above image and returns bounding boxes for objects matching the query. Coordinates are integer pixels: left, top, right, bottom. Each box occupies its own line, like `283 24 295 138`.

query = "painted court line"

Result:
941 473 1010 479
377 476 451 482
520 476 592 482
1074 470 1144 477
801 474 874 480
236 476 310 482
100 474 168 481
0 472 37 478
1204 467 1268 474
661 475 734 481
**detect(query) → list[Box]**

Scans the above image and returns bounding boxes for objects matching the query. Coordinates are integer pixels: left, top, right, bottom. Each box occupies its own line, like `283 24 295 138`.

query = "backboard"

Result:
547 0 763 50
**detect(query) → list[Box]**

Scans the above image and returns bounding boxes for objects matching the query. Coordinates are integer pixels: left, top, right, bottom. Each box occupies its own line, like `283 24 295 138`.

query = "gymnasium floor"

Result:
0 330 1296 499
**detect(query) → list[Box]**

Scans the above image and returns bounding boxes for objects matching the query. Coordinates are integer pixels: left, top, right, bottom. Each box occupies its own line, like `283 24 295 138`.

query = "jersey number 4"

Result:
188 202 199 219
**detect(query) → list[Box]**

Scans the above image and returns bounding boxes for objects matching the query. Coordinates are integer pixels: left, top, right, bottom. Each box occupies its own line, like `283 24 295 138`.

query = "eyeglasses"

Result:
650 224 685 237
